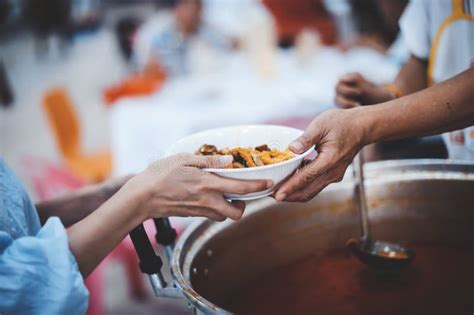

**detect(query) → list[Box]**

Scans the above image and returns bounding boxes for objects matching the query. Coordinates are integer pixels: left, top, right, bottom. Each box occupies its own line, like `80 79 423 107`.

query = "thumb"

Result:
289 123 322 154
185 154 233 169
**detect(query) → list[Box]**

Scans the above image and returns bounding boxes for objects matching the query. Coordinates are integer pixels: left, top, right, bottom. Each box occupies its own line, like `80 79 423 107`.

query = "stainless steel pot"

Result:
130 159 474 314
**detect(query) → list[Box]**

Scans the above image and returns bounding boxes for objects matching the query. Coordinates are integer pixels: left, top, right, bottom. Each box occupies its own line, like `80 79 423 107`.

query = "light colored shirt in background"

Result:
0 160 89 315
399 0 474 160
150 20 232 77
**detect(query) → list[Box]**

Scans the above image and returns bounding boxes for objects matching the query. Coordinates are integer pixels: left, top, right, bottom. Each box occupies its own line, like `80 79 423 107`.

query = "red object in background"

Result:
103 68 166 106
22 156 85 199
21 156 147 315
262 0 337 46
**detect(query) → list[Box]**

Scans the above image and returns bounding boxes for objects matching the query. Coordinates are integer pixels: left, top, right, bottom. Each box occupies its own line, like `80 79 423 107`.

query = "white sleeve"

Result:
399 0 431 60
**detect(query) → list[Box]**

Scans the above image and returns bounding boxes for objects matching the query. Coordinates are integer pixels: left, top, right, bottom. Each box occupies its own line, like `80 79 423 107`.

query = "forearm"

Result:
36 175 132 227
67 184 147 278
65 153 268 278
362 68 474 143
392 54 428 95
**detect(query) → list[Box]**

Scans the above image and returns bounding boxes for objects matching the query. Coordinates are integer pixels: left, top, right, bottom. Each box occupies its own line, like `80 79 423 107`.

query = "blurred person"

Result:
116 17 142 62
340 0 408 59
262 0 337 47
0 154 271 314
0 62 13 107
23 0 72 55
0 0 11 25
144 0 234 77
275 67 474 202
335 0 474 160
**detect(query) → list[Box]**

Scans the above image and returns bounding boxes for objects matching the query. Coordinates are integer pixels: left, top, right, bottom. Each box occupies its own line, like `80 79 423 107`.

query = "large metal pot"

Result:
132 160 474 314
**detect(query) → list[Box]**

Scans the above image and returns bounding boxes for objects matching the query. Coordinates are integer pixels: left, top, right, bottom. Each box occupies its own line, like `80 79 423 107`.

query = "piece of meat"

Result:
232 162 245 168
195 144 294 168
260 148 294 165
251 150 265 166
196 144 218 155
233 147 257 167
218 147 232 155
255 144 270 152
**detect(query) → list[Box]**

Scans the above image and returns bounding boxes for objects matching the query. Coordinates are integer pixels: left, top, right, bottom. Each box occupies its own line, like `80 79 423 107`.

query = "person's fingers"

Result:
284 183 329 202
231 200 246 211
182 197 246 221
162 206 227 221
210 196 246 220
339 72 363 84
288 120 324 154
283 167 345 202
181 154 234 169
274 151 335 201
198 209 227 221
335 95 359 108
205 173 272 194
336 84 361 98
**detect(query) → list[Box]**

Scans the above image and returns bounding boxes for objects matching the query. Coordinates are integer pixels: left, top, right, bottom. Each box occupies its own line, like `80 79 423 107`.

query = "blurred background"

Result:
0 0 446 314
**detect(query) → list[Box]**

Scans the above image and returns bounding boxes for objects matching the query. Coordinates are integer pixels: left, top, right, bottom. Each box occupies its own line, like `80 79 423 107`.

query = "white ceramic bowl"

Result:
166 125 315 200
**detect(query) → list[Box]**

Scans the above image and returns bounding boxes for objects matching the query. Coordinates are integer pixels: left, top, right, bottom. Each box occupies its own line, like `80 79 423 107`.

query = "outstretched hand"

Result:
275 109 368 202
124 153 272 221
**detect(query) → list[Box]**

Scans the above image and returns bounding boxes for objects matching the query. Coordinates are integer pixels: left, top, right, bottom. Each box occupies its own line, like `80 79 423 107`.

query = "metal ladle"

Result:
347 152 415 270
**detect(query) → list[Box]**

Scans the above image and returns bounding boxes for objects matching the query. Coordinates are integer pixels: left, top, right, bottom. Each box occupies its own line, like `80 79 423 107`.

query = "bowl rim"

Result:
166 124 316 173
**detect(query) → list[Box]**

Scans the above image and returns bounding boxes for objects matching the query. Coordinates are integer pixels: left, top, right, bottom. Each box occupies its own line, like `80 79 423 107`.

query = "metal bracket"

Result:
148 273 183 298
129 219 182 299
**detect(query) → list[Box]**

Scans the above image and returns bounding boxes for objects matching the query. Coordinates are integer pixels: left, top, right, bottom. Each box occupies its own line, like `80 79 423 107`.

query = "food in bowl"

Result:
166 125 315 200
195 144 295 169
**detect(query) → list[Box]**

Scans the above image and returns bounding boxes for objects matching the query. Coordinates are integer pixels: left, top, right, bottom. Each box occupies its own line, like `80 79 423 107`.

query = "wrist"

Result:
102 175 134 199
352 105 380 146
382 83 403 100
119 173 162 221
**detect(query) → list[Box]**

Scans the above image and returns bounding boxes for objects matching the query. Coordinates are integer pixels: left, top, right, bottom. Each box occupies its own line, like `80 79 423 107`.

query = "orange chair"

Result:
42 88 112 183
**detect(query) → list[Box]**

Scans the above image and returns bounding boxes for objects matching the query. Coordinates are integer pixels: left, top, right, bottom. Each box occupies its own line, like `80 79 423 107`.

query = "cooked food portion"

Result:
196 144 219 155
195 144 295 168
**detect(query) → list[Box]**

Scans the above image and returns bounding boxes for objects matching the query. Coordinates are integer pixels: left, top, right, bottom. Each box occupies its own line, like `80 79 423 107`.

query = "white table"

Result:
109 47 398 176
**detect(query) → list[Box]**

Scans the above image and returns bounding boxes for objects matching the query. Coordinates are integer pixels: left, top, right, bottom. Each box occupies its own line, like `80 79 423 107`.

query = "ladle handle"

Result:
354 152 370 240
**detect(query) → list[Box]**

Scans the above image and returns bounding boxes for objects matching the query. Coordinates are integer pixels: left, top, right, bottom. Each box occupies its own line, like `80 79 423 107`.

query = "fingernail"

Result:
289 141 304 153
275 192 287 202
266 180 274 188
218 155 233 166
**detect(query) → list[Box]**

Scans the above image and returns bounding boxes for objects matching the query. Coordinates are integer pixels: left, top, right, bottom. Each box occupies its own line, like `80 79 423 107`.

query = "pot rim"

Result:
171 217 232 314
169 159 474 313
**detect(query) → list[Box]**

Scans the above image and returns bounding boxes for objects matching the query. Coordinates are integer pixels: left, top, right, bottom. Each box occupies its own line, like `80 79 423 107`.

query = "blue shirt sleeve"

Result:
0 217 89 315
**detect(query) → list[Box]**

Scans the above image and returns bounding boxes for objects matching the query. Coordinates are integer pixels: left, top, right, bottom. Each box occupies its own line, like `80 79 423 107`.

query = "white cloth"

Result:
399 0 474 160
110 48 399 176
